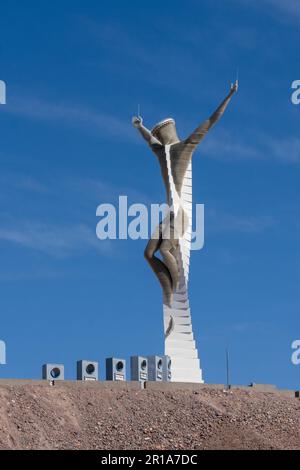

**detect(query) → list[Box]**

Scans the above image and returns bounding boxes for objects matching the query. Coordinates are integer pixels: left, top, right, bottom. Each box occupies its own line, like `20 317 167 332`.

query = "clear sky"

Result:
0 0 299 388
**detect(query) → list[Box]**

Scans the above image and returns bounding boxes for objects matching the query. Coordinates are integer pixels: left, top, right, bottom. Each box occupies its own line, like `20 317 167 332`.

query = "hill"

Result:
0 380 299 450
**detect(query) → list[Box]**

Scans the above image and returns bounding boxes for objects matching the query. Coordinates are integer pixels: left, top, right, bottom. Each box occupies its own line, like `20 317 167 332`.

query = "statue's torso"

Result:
151 141 194 198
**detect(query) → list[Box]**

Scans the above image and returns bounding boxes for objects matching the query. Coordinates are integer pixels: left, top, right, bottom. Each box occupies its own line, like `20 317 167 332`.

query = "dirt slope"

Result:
0 381 299 450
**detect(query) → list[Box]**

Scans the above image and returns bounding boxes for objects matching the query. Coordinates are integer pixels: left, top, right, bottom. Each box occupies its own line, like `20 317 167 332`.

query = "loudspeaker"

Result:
130 356 148 381
147 355 163 381
77 360 98 381
106 357 126 381
42 363 64 381
162 355 172 381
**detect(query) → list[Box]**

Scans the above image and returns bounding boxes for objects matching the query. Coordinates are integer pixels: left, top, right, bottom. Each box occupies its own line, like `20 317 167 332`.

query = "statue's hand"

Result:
230 80 238 94
132 116 143 127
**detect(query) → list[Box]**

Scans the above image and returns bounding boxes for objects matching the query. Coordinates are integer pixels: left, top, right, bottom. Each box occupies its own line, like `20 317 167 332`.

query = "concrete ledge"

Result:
231 385 295 397
146 383 298 396
144 382 225 391
0 379 48 387
247 383 277 391
0 379 142 390
0 379 297 396
55 380 143 390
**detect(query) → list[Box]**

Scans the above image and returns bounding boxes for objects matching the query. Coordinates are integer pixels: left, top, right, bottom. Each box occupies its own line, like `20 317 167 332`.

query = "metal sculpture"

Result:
133 81 238 382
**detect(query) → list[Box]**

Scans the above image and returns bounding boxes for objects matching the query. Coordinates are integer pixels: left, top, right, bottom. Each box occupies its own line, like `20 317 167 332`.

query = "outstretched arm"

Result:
185 80 238 147
132 116 162 146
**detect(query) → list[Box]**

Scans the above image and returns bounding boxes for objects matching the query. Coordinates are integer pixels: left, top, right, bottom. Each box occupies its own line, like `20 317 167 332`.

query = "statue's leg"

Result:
144 222 174 307
159 207 189 295
159 239 179 292
160 211 180 297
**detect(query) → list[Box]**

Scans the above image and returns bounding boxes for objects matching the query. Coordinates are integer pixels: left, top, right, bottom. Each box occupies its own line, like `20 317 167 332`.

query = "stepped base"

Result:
164 304 204 383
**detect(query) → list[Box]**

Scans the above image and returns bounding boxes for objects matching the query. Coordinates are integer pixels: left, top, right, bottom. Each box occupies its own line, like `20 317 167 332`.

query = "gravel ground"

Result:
0 382 299 450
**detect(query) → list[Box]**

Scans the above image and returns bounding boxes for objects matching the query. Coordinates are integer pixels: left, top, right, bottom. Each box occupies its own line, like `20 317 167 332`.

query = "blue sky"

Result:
0 0 300 388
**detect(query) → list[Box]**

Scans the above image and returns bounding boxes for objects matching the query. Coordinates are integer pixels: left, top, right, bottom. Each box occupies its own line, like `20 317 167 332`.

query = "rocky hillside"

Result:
0 380 299 450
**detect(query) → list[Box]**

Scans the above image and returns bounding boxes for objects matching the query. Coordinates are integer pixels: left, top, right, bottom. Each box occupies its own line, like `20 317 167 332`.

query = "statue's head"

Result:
151 118 180 145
